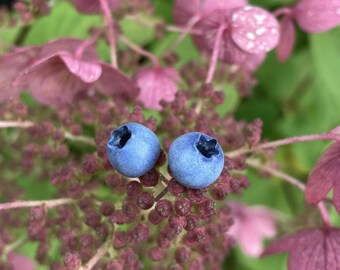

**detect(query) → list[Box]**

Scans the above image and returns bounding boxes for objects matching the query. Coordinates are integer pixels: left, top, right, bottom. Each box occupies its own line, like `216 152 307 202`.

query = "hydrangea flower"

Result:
228 202 277 257
7 253 36 270
305 142 340 214
0 38 137 106
134 67 180 110
293 0 340 33
263 227 340 270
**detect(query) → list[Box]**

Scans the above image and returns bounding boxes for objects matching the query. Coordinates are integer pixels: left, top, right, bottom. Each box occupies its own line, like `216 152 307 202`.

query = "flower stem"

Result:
0 198 74 211
76 29 104 59
99 0 118 68
165 25 203 35
246 158 331 229
79 239 110 270
227 133 340 158
119 35 160 67
3 236 27 256
165 14 201 54
205 24 226 84
273 7 292 17
0 120 95 146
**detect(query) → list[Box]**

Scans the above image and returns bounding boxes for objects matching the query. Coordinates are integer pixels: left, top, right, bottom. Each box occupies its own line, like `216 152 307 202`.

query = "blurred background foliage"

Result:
1 0 340 269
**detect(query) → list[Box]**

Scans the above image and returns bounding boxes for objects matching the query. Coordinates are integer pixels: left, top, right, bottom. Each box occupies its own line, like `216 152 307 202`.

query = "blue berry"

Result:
107 122 161 178
168 132 224 189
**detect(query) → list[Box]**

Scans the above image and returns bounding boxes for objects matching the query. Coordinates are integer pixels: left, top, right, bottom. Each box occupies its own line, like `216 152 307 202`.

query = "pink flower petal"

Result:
15 54 89 106
242 53 266 71
0 47 39 101
193 10 250 65
59 52 102 83
173 0 247 25
293 0 340 33
173 0 201 25
8 253 36 270
305 143 340 205
276 16 295 62
228 202 277 257
333 174 340 214
231 6 280 54
72 0 121 14
134 67 180 110
38 38 98 61
202 0 248 15
94 62 138 100
263 228 340 270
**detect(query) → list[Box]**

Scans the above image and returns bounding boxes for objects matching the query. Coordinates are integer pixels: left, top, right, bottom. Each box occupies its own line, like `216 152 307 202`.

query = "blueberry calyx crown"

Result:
111 125 131 149
196 135 219 158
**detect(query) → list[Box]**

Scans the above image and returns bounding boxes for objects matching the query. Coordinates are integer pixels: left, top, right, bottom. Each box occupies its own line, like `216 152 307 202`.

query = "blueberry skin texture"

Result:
168 132 224 189
107 122 161 178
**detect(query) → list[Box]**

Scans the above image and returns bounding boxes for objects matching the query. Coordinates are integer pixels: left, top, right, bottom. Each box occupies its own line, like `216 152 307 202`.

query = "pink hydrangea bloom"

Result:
305 142 340 214
72 0 121 14
174 2 280 68
8 253 36 270
228 202 277 257
263 227 340 270
0 38 137 106
14 39 102 106
293 0 340 33
134 67 180 111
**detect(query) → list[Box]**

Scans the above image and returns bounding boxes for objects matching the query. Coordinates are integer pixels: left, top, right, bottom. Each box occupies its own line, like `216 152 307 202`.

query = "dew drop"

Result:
246 32 255 40
256 28 267 36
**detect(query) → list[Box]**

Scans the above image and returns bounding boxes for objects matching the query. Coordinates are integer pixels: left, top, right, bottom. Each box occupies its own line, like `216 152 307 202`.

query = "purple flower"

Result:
7 253 36 270
293 0 340 33
305 142 340 214
72 0 121 14
263 227 340 270
228 202 277 257
134 67 180 110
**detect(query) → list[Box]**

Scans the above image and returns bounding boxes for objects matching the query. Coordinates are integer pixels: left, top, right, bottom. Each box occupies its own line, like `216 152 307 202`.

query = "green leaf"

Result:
119 14 157 45
24 1 102 45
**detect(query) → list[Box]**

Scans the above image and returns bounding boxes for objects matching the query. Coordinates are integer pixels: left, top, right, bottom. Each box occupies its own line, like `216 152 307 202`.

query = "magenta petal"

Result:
231 6 280 54
263 228 340 270
193 10 250 65
0 47 39 101
94 63 138 100
173 0 201 25
262 228 319 256
202 0 248 15
173 0 247 25
38 38 99 61
305 143 340 204
228 202 277 257
72 0 121 14
293 0 340 33
276 16 295 62
15 54 89 106
333 175 340 214
8 253 36 270
59 52 102 83
134 67 180 110
242 53 266 71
